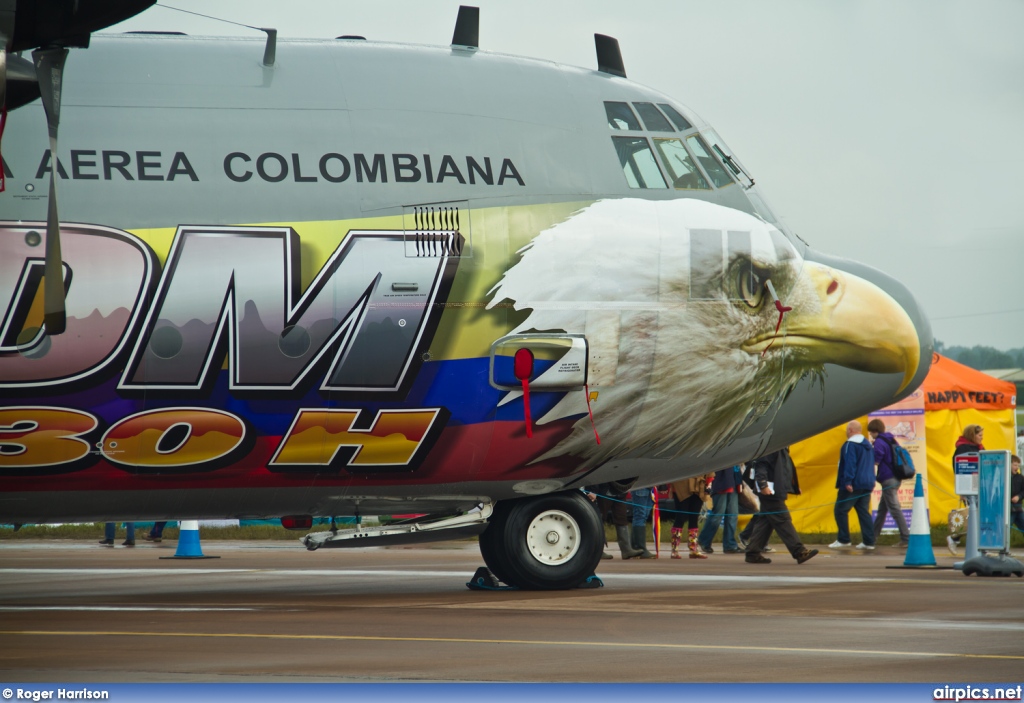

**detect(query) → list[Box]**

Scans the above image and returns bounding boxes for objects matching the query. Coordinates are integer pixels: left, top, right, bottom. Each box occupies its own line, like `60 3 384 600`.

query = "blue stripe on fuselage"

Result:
14 358 573 436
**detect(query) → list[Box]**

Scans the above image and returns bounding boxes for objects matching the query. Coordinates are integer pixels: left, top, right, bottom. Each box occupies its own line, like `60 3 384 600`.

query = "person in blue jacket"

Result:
829 420 876 550
697 465 744 554
99 521 134 547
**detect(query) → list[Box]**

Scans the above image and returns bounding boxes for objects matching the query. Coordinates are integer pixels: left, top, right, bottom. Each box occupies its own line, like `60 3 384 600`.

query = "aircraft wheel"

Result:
480 491 604 590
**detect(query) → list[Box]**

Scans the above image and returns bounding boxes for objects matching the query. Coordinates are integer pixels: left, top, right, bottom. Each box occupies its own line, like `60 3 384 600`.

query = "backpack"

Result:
882 436 915 481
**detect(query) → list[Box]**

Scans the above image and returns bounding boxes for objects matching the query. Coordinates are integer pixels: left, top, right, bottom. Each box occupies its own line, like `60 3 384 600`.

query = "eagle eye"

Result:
737 265 768 309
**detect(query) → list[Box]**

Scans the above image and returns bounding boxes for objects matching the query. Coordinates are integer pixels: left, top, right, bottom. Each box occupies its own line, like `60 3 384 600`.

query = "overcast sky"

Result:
106 0 1024 350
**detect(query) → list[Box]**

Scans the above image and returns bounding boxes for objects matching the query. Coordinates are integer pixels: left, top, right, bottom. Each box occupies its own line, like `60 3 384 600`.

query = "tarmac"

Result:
1 538 1022 683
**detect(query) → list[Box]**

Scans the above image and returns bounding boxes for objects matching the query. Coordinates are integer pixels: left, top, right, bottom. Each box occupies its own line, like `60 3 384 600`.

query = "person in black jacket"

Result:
584 481 642 560
952 424 985 465
946 425 987 554
744 447 818 565
1010 455 1023 535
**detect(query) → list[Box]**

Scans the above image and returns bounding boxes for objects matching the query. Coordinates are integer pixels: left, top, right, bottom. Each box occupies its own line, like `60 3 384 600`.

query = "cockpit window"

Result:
632 102 674 132
685 135 734 188
657 104 692 131
653 138 710 190
605 101 642 131
612 137 668 189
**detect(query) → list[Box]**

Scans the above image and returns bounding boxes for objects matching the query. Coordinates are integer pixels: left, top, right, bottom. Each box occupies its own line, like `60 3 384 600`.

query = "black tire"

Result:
480 491 604 590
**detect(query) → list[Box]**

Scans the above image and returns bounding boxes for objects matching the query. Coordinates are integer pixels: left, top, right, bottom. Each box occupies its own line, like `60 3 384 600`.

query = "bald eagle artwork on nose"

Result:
488 198 920 467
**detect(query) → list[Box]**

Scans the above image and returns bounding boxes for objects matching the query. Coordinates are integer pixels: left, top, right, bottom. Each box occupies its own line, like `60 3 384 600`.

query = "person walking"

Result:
737 513 772 553
736 465 772 553
743 447 817 564
697 465 743 554
829 420 876 550
867 419 910 547
669 475 711 559
145 521 168 543
99 521 135 547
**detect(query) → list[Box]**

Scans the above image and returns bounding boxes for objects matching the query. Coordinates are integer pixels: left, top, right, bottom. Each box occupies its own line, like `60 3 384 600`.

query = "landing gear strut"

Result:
478 491 604 590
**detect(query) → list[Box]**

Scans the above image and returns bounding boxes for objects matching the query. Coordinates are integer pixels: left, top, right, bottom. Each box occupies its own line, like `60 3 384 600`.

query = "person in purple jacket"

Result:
867 419 910 547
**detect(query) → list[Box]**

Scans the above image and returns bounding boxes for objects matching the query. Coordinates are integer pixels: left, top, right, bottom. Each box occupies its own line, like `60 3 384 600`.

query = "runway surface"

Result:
1 539 1022 683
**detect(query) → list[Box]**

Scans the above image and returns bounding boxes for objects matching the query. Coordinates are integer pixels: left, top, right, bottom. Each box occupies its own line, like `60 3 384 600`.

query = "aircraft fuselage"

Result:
1 34 931 588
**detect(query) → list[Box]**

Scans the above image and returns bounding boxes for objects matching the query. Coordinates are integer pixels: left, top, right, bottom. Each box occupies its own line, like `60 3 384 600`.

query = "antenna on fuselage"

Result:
451 5 479 49
259 28 277 67
594 34 626 78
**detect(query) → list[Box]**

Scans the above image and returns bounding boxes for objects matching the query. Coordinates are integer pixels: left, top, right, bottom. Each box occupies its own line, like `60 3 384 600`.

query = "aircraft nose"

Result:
766 248 932 443
791 261 922 393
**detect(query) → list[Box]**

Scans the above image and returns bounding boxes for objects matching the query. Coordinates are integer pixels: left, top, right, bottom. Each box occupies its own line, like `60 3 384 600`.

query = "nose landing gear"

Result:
478 490 604 590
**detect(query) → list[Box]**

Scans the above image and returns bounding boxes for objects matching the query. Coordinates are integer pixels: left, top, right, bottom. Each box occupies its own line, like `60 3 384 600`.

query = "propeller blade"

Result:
1 46 7 113
33 47 69 335
1 46 6 194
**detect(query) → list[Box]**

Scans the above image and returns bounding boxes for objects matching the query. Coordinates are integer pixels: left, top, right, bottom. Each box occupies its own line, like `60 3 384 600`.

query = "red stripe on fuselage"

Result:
0 420 583 492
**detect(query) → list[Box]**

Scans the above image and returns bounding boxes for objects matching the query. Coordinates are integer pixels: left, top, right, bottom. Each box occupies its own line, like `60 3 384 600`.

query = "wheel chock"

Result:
465 567 606 590
466 566 518 590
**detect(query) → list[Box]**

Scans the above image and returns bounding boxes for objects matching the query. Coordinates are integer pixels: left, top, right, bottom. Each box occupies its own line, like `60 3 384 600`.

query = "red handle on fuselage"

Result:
513 348 534 438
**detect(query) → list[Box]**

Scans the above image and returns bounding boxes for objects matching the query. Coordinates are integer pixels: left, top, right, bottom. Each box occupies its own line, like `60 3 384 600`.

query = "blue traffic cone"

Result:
903 474 937 567
159 520 219 560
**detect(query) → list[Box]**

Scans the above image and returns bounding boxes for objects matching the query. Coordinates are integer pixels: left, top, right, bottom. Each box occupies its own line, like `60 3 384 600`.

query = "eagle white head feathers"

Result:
487 198 919 467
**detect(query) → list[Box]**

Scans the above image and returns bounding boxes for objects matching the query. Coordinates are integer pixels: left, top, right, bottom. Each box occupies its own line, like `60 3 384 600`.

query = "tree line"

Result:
934 341 1024 371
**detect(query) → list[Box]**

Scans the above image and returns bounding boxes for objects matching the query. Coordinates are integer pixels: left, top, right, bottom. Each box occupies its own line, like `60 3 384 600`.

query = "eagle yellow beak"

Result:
745 264 921 394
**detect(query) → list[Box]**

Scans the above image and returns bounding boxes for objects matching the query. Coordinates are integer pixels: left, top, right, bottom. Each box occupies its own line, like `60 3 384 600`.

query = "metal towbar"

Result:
302 503 494 550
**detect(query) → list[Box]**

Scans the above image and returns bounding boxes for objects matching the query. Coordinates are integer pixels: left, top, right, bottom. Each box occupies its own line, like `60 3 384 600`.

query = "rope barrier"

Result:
586 487 873 518
587 473 1024 528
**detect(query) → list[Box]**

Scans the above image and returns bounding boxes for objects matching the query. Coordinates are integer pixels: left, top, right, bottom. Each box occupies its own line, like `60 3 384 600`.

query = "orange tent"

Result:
788 353 1017 532
917 353 1017 524
920 353 1016 412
